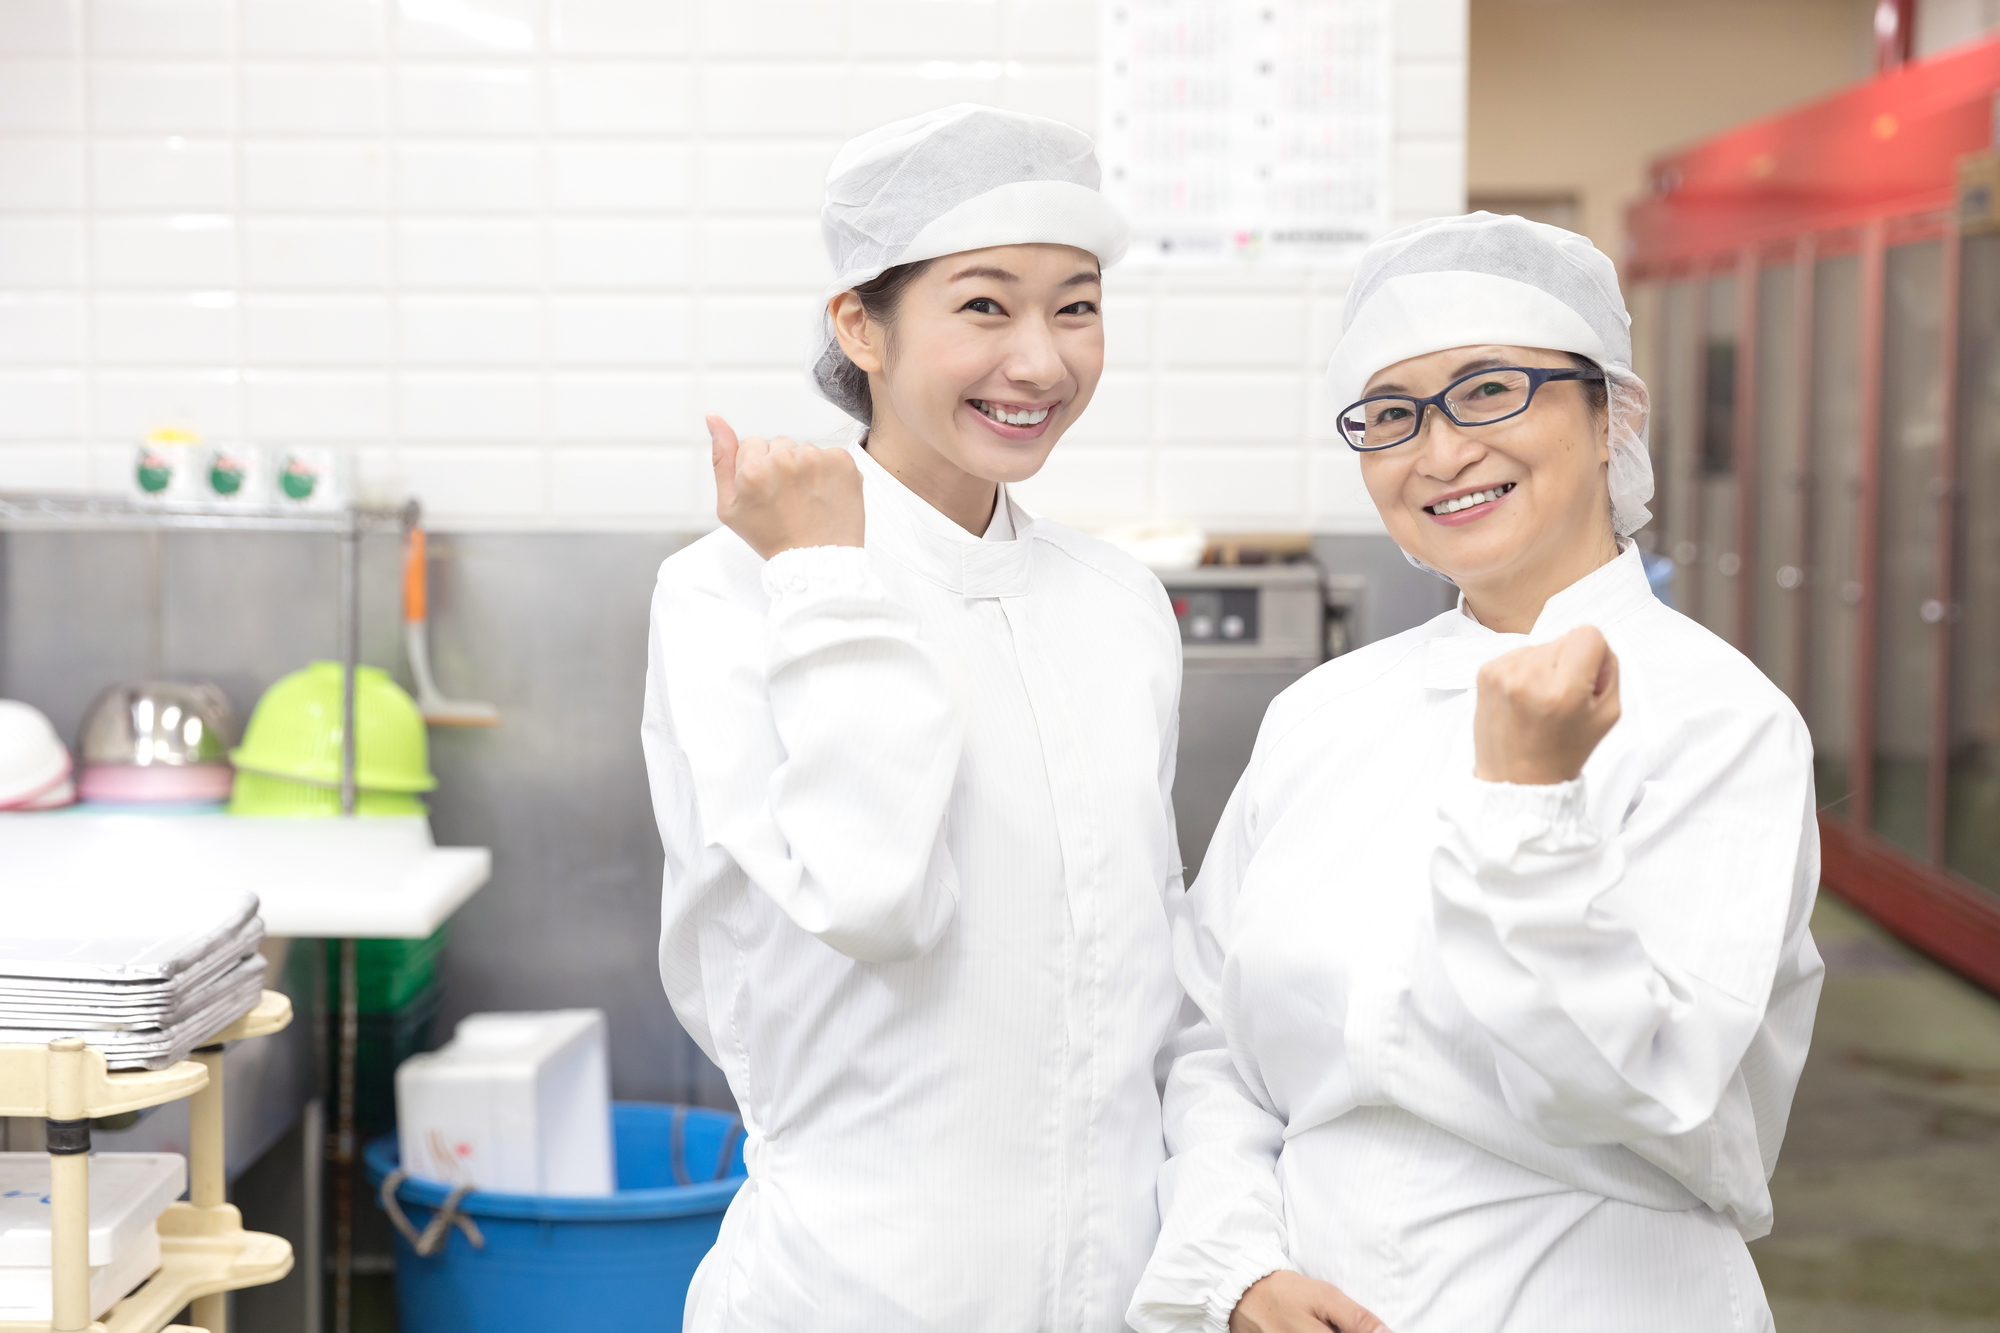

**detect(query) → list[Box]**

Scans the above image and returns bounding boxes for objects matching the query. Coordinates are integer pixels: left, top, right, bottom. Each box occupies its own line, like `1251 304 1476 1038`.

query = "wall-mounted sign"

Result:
1099 0 1392 265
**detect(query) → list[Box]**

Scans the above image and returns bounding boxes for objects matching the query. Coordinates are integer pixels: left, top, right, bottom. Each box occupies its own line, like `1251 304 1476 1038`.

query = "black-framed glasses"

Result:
1337 365 1606 452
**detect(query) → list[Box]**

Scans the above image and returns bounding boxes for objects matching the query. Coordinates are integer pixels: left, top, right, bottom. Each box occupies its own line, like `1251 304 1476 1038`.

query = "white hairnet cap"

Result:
811 104 1129 421
1325 211 1654 538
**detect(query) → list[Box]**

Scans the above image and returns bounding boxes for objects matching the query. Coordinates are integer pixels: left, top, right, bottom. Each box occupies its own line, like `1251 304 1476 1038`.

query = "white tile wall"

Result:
0 0 1465 531
1 65 84 133
0 219 86 284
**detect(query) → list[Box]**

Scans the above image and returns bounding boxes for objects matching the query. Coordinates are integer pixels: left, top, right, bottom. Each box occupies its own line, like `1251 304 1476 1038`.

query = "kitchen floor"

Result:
1754 895 2000 1330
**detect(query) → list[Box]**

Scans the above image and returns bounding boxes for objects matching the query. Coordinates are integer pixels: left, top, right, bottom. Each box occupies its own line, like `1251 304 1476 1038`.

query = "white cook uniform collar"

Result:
1129 543 1823 1333
643 439 1185 1332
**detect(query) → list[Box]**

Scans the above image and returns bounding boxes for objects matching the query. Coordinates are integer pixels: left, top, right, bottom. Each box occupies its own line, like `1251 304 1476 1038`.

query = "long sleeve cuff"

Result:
1130 1210 1291 1333
1439 774 1598 882
761 543 874 599
1208 1262 1285 1333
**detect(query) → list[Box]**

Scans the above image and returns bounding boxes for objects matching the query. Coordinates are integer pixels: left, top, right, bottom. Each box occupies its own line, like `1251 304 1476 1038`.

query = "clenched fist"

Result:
709 414 864 560
1231 1270 1391 1333
1473 625 1621 786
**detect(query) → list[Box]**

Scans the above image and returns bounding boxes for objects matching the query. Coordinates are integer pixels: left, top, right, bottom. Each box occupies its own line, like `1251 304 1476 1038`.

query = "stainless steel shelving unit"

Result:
0 493 412 820
0 493 421 1333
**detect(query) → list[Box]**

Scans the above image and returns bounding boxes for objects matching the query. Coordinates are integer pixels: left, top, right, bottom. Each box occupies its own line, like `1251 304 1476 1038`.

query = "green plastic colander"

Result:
230 662 437 794
228 768 428 818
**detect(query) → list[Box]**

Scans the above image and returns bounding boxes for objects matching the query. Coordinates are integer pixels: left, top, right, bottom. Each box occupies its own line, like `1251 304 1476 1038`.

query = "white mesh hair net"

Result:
811 104 1129 422
1326 212 1655 552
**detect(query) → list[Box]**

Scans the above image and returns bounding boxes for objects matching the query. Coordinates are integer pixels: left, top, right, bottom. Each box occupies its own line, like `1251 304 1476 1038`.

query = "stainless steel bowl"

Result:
78 680 238 768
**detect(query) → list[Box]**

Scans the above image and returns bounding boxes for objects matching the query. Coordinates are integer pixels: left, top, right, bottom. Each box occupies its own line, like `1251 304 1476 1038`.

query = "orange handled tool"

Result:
403 523 498 727
404 525 428 626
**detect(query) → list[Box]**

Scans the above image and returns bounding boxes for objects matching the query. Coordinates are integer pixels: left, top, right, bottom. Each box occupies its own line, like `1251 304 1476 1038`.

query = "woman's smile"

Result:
1423 479 1517 525
965 396 1061 441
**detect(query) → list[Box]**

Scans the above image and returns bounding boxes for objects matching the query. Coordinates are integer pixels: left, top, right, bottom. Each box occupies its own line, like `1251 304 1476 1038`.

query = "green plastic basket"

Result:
325 927 448 1014
228 768 427 818
231 661 436 794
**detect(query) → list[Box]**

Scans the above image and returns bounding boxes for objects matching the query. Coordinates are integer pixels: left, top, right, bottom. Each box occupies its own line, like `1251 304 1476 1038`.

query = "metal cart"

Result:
0 991 294 1333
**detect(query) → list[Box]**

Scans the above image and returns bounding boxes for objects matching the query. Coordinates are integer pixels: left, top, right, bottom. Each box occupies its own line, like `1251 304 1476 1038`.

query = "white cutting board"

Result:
0 813 490 938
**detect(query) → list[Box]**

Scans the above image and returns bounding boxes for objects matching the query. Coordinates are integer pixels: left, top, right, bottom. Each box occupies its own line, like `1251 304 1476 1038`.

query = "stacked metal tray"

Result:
0 891 266 1071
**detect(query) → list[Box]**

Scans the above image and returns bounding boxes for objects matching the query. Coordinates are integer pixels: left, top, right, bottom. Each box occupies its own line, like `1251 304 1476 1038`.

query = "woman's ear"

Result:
829 291 885 374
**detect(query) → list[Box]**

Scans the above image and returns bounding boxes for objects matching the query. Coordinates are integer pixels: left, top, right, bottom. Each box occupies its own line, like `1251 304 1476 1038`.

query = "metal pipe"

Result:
303 1098 324 1333
339 518 359 819
0 491 410 534
145 528 165 678
334 940 358 1333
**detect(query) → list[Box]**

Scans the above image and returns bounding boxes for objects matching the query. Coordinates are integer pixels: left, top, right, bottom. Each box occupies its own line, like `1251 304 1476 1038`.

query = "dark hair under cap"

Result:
810 260 935 425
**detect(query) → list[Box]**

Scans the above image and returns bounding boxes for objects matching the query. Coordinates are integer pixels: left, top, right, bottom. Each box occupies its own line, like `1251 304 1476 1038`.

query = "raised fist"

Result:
1473 625 1621 786
708 414 864 560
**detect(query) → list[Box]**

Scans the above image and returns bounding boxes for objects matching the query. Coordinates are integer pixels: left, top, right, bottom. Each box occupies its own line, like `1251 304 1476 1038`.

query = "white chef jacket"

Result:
641 440 1185 1332
1129 542 1823 1333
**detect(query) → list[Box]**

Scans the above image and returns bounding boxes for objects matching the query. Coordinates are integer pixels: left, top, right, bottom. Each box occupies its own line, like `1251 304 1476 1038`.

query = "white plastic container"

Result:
129 428 204 503
0 1227 161 1322
0 1152 184 1321
395 1009 614 1197
202 443 265 502
273 446 343 511
0 1153 186 1266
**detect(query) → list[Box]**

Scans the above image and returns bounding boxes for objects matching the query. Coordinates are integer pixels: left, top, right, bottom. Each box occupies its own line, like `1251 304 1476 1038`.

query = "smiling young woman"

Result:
823 242 1107 533
1130 214 1823 1333
641 106 1185 1332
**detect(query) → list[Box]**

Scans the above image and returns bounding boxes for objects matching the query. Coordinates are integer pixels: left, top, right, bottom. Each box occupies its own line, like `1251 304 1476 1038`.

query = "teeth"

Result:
1430 482 1514 515
973 400 1051 426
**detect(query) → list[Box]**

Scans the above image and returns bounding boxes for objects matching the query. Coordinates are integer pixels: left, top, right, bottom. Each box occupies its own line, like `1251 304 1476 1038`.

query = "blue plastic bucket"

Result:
364 1102 746 1331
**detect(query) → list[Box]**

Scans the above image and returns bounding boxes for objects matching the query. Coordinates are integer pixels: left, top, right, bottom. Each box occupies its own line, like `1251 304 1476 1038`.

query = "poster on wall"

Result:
1098 0 1392 265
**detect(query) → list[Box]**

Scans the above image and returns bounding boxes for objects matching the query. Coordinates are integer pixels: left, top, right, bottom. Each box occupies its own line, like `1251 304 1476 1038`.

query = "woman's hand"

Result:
1230 1270 1391 1333
709 414 864 560
1473 624 1621 785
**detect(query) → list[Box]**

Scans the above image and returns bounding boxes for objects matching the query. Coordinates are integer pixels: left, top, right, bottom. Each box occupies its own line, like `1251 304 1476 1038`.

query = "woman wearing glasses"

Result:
1129 213 1822 1333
